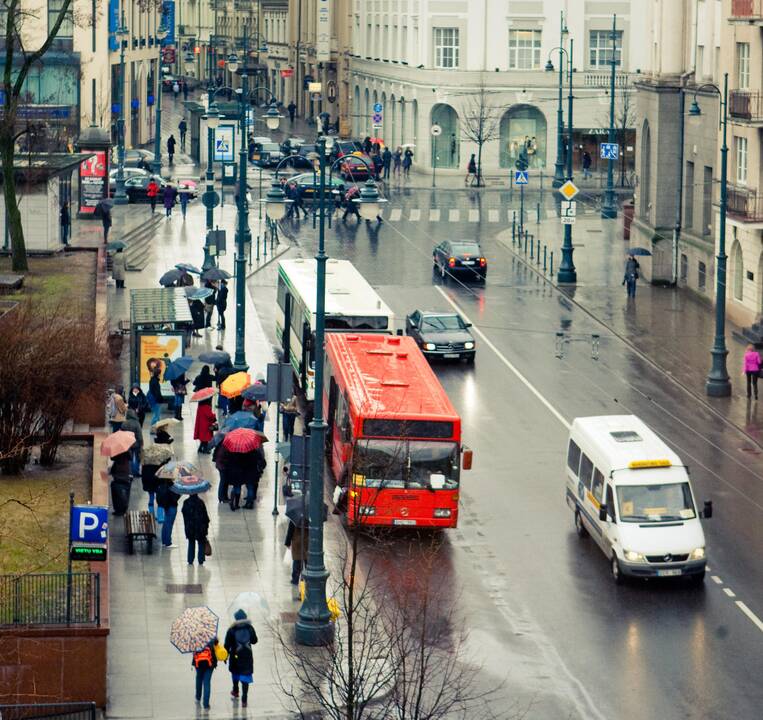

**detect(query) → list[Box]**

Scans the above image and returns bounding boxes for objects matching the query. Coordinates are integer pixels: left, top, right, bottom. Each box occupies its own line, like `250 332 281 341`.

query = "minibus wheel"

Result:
574 510 588 538
611 554 624 585
688 570 706 587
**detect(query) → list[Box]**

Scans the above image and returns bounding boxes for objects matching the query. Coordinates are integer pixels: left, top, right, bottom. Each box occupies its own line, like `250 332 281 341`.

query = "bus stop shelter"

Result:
129 288 194 393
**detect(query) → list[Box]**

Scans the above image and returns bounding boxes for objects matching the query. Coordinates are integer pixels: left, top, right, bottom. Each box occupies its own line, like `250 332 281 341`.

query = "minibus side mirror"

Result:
462 448 473 470
598 504 608 522
702 500 713 519
464 322 472 328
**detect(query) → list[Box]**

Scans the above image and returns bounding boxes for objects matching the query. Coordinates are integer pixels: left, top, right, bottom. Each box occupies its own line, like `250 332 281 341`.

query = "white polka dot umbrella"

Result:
170 606 219 654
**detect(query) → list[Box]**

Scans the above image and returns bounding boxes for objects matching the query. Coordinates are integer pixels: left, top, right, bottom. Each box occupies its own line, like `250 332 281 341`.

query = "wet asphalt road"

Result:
250 187 763 720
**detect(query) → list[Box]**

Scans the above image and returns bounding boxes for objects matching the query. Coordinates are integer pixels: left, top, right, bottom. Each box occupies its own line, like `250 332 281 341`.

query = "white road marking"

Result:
409 208 421 221
736 601 763 633
429 208 440 222
711 575 723 585
435 287 571 429
488 209 499 223
723 588 736 598
389 208 402 222
449 209 460 223
468 209 479 223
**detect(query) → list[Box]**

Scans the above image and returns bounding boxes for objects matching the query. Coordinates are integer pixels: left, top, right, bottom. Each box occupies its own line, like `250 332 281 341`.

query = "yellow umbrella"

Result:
220 371 251 398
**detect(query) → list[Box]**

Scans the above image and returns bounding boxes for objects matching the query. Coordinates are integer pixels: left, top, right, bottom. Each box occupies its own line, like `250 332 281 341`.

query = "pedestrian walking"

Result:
214 351 233 416
106 387 127 432
190 298 205 337
402 148 413 177
148 366 164 429
372 150 383 180
101 204 112 243
127 383 149 426
141 450 170 517
744 345 761 399
284 518 307 585
60 204 70 245
193 365 214 392
182 80 189 101
156 476 180 547
181 493 210 565
192 638 218 710
465 153 478 186
216 280 228 330
362 136 373 155
167 134 177 164
393 147 402 176
179 187 190 218
382 146 392 179
178 119 188 150
109 451 132 516
121 409 143 477
203 281 217 328
147 178 160 214
194 398 216 454
163 183 177 218
224 610 258 708
171 373 188 420
623 254 640 299
287 100 296 123
582 151 592 180
172 81 180 101
342 185 361 222
111 248 126 289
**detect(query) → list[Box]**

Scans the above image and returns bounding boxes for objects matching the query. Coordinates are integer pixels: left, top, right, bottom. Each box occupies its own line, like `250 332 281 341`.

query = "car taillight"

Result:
479 257 487 267
448 257 456 268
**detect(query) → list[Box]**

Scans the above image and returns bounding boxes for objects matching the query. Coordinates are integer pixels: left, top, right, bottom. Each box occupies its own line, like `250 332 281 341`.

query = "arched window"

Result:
498 105 547 169
431 104 459 168
354 86 361 137
390 93 396 147
733 241 744 301
364 88 370 135
380 91 387 139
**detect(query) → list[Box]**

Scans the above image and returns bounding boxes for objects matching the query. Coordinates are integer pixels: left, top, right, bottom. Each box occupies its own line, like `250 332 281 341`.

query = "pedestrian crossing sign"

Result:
515 170 529 185
558 180 579 201
215 138 229 153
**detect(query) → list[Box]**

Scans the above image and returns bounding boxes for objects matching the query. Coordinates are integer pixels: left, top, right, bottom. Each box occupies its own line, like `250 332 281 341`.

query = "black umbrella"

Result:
160 269 184 286
199 350 231 365
242 383 267 401
201 267 232 282
94 199 114 218
627 247 652 257
285 496 307 527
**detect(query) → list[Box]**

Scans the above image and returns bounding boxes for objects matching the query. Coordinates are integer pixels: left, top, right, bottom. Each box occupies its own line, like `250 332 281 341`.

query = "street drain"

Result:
166 583 203 594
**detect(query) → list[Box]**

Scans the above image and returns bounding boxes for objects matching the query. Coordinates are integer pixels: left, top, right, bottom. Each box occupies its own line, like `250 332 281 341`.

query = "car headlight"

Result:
433 508 452 518
424 343 436 351
464 342 475 350
624 550 647 563
690 547 706 560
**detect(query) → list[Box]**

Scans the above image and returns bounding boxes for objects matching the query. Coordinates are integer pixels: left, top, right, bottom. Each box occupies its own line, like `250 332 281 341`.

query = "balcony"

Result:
729 90 763 124
730 0 763 22
727 186 763 222
583 72 631 88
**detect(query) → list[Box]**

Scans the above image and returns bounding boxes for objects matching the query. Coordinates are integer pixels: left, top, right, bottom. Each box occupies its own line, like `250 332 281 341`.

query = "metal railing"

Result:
729 90 763 121
727 185 763 222
0 703 97 720
583 72 631 88
731 0 763 18
0 573 100 627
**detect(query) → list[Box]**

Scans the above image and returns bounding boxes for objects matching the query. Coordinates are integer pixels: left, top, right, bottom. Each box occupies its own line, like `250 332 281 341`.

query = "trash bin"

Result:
623 200 635 241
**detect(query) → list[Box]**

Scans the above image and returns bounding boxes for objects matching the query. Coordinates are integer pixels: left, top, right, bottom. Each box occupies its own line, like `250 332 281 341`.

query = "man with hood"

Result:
224 609 258 708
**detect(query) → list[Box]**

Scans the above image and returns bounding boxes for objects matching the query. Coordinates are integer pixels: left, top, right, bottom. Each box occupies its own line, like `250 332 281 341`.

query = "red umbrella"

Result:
190 387 216 402
222 428 262 453
100 430 136 458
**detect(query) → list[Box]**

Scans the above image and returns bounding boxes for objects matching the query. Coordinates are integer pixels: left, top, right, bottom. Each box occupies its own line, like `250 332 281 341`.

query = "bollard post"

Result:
523 231 528 254
512 215 516 244
543 245 547 272
537 202 541 224
529 234 534 260
537 238 541 264
550 251 554 276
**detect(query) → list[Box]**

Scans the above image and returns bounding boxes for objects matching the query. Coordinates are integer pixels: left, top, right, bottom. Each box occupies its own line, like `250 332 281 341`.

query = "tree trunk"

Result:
0 127 29 272
476 141 483 188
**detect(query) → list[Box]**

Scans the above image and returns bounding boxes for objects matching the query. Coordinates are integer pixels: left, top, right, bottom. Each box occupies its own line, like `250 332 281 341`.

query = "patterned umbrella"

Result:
171 475 212 495
100 430 136 458
142 444 174 465
170 606 219 654
222 428 262 453
153 417 180 431
220 371 251 398
156 460 200 481
190 387 216 402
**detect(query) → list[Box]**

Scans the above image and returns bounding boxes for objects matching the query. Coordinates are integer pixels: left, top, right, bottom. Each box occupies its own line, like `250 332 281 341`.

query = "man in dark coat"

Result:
167 134 177 164
148 367 164 429
203 281 217 329
224 610 258 708
287 100 296 123
110 451 132 515
285 517 307 585
181 493 210 565
121 409 144 476
216 280 228 329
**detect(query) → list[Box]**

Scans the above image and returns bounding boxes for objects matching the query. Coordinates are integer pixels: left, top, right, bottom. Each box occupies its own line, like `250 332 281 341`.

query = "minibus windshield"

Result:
617 482 696 523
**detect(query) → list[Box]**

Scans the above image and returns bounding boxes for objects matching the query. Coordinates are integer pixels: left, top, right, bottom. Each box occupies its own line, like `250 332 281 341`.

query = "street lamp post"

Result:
264 150 384 647
601 14 619 219
151 23 168 176
113 14 130 205
552 11 568 189
690 75 732 397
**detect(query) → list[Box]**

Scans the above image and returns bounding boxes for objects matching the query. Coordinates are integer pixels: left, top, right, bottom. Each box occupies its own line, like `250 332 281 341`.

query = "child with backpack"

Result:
224 610 258 708
191 637 222 709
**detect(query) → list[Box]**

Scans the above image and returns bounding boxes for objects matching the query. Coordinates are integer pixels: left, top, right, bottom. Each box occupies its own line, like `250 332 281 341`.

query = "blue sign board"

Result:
373 102 383 113
515 170 529 185
214 124 235 162
161 0 176 45
70 505 109 544
108 0 119 51
600 142 619 160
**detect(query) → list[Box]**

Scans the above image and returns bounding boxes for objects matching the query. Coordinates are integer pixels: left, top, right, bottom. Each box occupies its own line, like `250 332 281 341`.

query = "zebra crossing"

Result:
384 204 599 224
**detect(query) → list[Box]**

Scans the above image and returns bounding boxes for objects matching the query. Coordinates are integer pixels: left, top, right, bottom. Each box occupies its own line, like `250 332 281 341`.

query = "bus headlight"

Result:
464 342 474 350
424 343 436 351
433 508 452 518
690 547 706 560
624 550 646 563
358 506 376 516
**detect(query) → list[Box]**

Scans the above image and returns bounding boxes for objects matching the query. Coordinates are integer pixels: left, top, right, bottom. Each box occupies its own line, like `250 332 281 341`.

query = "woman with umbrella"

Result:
223 609 258 708
156 474 180 547
193 395 217 454
147 178 160 214
121 408 144 477
170 374 188 421
148 366 164 430
141 443 172 518
181 488 210 566
102 430 137 515
193 365 214 392
189 298 205 338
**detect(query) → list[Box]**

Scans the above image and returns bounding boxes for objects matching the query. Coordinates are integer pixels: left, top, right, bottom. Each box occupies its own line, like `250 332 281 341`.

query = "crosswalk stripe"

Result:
449 209 460 223
389 208 402 222
488 209 499 223
468 209 479 223
409 208 421 221
429 209 441 222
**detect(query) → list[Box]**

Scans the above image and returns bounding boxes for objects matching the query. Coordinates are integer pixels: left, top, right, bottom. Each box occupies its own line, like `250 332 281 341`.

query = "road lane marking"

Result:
429 209 440 222
449 209 460 223
711 575 723 585
723 588 736 598
468 209 479 223
435 287 571 430
736 601 763 633
389 208 402 222
488 209 499 223
409 209 421 221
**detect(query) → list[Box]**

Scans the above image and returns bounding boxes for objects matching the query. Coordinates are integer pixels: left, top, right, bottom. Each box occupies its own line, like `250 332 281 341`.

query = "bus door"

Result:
282 292 292 366
329 390 352 482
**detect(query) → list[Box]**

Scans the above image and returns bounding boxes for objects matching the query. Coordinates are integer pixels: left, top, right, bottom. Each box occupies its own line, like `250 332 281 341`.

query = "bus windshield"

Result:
617 482 696 523
353 439 459 490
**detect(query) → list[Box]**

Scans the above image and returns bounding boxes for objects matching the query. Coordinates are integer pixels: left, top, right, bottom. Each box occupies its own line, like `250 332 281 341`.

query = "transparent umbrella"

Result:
227 591 271 623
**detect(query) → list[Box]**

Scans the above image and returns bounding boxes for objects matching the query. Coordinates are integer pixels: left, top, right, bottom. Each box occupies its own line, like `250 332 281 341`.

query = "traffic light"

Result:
515 147 529 171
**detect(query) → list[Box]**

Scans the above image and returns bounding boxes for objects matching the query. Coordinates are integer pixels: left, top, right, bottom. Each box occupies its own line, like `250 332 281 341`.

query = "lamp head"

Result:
689 99 702 117
263 101 283 131
263 178 291 220
227 54 239 73
353 178 387 221
204 103 221 129
545 59 554 72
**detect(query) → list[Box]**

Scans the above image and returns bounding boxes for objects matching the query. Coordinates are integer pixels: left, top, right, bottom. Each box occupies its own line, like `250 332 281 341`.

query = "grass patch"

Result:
0 443 92 576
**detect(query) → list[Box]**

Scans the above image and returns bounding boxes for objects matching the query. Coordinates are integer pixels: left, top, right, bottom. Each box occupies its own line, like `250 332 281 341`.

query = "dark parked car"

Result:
252 142 285 168
339 155 373 181
433 240 487 282
405 310 475 363
123 175 198 203
109 167 149 192
287 173 345 202
332 140 364 160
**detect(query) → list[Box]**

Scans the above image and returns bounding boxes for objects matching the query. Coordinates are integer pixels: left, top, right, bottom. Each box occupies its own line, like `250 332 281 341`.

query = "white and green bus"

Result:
276 259 395 400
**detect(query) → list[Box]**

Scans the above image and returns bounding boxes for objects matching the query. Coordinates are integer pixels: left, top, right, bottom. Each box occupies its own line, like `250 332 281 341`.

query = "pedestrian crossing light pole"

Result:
601 15 618 220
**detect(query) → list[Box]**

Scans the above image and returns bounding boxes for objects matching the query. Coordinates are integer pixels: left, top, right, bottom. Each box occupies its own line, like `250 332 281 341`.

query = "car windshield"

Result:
422 314 465 332
352 439 459 490
262 143 280 152
451 243 481 255
617 482 696 523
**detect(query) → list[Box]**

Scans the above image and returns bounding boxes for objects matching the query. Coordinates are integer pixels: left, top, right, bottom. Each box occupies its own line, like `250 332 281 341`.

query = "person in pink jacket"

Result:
743 345 761 399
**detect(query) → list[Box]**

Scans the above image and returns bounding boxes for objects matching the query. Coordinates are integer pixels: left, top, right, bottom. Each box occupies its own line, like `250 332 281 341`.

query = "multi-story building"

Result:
348 0 648 173
632 0 722 293
262 0 291 103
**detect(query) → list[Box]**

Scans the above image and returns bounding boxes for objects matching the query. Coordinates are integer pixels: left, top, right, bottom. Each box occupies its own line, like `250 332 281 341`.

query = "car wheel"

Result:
611 554 624 585
688 570 706 587
574 510 588 538
440 263 446 280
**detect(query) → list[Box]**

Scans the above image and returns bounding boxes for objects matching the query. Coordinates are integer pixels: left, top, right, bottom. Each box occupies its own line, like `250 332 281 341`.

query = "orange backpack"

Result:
193 646 213 668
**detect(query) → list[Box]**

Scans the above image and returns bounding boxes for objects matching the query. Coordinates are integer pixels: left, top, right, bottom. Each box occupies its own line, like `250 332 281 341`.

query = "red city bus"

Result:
324 333 472 528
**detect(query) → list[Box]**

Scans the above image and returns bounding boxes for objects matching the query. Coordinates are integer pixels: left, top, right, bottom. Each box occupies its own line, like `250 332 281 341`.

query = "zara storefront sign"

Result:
316 0 331 62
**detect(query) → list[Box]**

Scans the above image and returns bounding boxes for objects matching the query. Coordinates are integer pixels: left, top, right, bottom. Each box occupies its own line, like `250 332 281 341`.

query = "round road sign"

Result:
430 124 442 137
373 102 383 113
202 190 220 209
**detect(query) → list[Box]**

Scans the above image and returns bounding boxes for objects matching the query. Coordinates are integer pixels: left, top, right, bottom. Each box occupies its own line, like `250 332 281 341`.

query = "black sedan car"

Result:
405 310 476 363
251 142 285 168
433 239 487 282
123 176 198 203
288 173 346 202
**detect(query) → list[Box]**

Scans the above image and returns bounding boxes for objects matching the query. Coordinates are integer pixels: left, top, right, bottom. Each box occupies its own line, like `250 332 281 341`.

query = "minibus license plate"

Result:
657 569 682 577
393 519 416 526
443 353 459 359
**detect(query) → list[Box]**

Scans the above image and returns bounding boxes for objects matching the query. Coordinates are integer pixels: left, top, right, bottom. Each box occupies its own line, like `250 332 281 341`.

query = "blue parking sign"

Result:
70 505 109 544
600 142 619 160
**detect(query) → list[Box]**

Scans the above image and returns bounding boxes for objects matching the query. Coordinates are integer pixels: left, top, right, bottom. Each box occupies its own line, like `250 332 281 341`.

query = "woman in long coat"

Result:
193 398 216 454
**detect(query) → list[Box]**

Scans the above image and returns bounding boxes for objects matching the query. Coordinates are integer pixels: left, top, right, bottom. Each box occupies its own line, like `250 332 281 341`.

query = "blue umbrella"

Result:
176 262 202 274
163 356 194 381
627 247 652 256
187 288 213 301
160 269 183 286
199 350 231 365
171 476 212 495
242 383 267 401
222 411 259 431
209 431 226 449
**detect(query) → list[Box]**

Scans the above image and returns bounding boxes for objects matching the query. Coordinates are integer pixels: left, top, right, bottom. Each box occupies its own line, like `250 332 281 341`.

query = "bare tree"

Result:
460 85 501 187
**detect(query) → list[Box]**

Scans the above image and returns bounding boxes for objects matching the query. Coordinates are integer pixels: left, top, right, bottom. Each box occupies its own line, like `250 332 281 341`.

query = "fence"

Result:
0 573 100 627
729 90 763 122
0 704 96 720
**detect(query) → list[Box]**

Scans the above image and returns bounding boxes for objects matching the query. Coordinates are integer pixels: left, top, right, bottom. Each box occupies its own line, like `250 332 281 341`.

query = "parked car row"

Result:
108 167 198 203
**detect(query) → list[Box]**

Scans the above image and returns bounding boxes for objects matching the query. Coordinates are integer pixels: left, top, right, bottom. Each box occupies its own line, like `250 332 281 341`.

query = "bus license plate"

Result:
657 569 682 577
443 353 459 359
393 519 416 526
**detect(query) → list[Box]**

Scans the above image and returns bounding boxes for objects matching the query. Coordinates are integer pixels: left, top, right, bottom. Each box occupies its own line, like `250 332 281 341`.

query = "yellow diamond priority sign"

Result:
559 180 579 201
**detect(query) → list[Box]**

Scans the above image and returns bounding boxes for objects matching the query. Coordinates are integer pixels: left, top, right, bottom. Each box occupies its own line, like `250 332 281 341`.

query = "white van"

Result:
565 415 712 585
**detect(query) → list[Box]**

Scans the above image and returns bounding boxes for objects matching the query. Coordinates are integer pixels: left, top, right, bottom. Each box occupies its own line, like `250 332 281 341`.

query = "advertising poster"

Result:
214 124 235 162
316 0 331 62
138 332 184 395
78 151 107 214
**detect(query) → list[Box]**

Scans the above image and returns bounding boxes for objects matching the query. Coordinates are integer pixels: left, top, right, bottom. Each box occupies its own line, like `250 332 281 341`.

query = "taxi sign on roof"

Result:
558 180 579 201
628 459 672 470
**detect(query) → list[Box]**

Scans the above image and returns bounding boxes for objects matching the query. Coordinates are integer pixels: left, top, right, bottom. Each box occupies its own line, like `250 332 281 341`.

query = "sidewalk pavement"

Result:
102 176 324 719
498 200 763 446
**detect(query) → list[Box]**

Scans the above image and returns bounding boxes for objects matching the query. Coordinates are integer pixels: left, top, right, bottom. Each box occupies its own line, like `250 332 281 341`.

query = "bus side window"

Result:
605 485 616 523
579 454 593 490
567 440 581 475
592 468 605 503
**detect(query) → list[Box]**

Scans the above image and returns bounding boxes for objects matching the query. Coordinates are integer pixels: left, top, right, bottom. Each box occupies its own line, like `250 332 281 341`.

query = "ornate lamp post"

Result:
113 14 130 205
550 12 568 189
150 23 169 175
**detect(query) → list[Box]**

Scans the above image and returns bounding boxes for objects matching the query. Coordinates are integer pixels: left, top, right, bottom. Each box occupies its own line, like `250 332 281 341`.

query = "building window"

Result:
680 254 688 283
698 261 707 290
696 45 704 79
509 30 541 69
589 29 622 67
736 42 750 89
433 27 459 68
48 0 73 38
685 161 694 230
736 136 748 185
702 166 713 235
